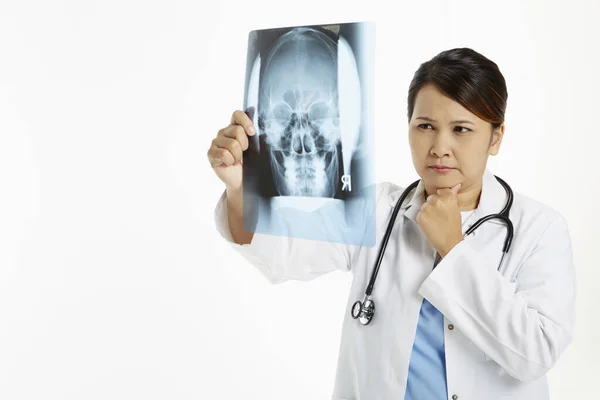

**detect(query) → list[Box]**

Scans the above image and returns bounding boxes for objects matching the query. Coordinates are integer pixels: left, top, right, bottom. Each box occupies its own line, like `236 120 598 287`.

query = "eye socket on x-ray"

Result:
308 101 331 121
272 103 292 120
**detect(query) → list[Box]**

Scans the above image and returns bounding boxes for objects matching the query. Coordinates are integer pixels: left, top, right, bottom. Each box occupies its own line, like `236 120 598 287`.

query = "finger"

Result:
230 110 256 136
212 135 243 163
416 208 428 224
426 194 437 203
207 146 235 167
219 125 249 151
451 183 462 194
436 188 454 197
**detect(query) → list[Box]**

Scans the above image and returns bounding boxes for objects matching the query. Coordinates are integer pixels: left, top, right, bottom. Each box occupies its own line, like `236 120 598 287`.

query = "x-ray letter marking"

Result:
341 175 351 191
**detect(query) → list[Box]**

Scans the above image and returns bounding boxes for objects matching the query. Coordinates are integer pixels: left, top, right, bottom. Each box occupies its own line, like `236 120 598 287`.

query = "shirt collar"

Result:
386 169 508 224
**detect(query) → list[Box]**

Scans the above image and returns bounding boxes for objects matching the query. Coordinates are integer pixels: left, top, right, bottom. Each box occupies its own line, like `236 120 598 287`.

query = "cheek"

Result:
408 132 427 157
456 142 489 171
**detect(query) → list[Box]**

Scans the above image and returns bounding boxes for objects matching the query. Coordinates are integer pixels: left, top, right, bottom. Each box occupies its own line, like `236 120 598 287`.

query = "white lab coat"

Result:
213 168 576 400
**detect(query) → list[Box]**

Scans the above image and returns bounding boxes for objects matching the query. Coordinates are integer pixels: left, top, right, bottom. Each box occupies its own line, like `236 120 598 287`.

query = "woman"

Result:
206 47 575 400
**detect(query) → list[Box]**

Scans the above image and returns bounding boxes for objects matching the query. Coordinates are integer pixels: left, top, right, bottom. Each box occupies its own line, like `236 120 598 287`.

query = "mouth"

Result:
428 165 456 173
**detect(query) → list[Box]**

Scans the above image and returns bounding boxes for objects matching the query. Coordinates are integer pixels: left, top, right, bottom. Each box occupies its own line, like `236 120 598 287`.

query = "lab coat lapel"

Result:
463 169 510 262
386 178 425 224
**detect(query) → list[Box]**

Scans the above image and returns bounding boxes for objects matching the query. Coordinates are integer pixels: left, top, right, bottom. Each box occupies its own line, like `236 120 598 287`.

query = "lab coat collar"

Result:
387 169 508 225
473 168 509 222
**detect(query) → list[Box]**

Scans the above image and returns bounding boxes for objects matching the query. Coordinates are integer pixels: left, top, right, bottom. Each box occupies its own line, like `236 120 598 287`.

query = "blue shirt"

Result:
404 210 474 399
404 298 448 400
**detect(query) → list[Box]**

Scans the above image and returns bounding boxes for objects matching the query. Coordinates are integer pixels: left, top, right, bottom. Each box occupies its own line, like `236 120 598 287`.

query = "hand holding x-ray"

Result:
207 110 256 191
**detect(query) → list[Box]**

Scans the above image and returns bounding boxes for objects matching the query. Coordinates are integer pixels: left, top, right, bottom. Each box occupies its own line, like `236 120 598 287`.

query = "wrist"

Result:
439 236 464 258
226 185 243 196
225 186 243 215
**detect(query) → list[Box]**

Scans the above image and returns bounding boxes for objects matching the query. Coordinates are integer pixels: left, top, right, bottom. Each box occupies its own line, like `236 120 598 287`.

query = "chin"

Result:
424 170 456 185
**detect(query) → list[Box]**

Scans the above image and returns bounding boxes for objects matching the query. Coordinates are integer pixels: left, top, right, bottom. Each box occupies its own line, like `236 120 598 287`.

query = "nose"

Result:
291 132 316 154
290 113 315 154
430 129 453 158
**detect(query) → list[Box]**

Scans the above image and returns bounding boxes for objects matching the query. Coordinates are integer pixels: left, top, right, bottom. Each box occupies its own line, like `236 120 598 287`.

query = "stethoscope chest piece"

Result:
351 297 375 325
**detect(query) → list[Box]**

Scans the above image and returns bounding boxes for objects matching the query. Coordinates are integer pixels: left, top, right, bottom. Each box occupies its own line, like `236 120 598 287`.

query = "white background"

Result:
0 0 598 398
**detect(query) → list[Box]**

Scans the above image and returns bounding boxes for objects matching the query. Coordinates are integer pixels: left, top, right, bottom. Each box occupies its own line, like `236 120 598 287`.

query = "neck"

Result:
424 181 482 211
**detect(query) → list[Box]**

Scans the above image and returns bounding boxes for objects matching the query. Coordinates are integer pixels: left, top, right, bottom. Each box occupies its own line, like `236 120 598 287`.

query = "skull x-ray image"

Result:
242 22 376 247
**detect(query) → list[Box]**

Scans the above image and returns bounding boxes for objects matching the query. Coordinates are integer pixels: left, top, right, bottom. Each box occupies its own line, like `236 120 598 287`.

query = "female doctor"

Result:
207 47 576 400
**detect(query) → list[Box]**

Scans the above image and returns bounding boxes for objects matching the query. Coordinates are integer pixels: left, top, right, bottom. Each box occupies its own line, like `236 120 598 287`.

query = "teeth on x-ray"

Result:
257 27 349 198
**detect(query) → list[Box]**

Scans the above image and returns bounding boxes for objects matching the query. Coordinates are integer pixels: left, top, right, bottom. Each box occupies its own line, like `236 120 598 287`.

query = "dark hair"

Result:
407 48 508 130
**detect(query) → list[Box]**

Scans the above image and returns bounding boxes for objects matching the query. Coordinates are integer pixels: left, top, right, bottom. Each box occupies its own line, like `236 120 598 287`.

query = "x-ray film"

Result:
242 22 376 247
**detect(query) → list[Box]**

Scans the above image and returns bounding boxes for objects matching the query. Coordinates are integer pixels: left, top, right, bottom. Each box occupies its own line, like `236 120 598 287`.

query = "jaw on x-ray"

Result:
242 22 376 246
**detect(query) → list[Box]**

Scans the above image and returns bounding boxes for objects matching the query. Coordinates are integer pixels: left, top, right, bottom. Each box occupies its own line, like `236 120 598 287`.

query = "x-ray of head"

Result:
242 22 376 247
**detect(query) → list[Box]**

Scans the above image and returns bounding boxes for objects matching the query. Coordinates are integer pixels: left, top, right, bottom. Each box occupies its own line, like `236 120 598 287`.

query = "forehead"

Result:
412 84 485 125
262 30 337 92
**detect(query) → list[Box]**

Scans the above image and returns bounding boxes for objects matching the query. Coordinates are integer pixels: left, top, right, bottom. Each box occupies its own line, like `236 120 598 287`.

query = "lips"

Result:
429 165 455 173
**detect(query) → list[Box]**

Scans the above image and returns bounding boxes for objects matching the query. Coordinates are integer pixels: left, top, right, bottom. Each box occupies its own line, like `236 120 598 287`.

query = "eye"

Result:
454 126 471 134
418 123 433 130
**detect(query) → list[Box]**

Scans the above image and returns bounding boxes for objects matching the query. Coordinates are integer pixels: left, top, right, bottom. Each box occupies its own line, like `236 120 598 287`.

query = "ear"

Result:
488 124 505 156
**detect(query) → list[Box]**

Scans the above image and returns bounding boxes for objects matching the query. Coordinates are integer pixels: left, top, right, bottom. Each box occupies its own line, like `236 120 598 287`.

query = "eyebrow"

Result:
415 116 475 125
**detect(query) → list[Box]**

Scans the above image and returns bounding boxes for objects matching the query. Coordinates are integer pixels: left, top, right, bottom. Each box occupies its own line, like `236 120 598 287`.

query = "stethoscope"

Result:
351 175 514 326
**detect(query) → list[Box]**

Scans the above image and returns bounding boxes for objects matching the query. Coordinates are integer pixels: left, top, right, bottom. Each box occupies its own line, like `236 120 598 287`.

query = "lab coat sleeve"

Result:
418 214 576 382
213 185 380 284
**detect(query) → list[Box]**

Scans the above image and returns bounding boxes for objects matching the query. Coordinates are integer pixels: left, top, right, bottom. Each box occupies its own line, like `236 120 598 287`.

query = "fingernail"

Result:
248 126 255 135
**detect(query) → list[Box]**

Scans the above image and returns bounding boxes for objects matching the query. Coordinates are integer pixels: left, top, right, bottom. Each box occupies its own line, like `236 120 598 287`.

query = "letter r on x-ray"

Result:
341 174 351 191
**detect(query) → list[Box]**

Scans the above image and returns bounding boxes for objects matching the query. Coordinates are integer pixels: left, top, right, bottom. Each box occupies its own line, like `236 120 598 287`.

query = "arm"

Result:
214 183 382 284
225 186 254 245
418 214 576 382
